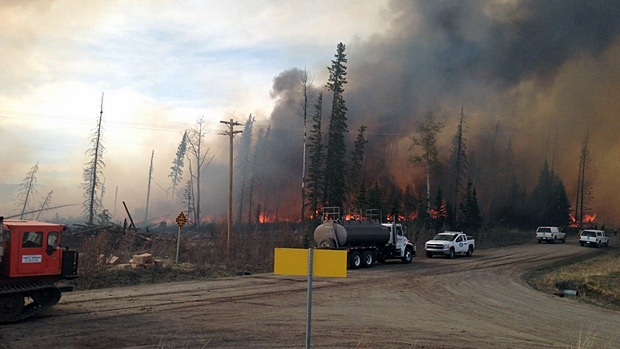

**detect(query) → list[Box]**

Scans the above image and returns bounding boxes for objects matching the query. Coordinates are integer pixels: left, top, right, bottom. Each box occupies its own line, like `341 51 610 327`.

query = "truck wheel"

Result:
426 252 433 258
597 241 601 248
448 248 455 259
466 246 473 257
538 239 542 244
580 242 584 246
361 251 374 268
402 247 413 264
349 251 362 269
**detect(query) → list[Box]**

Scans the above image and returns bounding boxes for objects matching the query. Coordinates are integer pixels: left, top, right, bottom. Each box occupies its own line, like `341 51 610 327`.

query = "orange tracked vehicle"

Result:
0 216 78 323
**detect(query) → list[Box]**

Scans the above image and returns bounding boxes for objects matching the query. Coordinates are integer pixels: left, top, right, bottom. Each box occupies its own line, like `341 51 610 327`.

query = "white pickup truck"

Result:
425 232 475 258
536 226 566 243
579 229 610 248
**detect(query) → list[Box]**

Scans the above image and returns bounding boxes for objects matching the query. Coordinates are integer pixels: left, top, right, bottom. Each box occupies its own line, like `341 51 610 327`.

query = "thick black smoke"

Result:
262 0 620 223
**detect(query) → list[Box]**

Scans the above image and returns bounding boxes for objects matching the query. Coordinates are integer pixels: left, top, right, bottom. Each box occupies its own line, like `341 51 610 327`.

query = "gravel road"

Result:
1 241 618 349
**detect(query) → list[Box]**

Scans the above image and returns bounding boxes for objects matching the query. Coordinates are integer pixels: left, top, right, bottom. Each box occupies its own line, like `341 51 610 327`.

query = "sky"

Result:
0 0 391 221
2 0 620 227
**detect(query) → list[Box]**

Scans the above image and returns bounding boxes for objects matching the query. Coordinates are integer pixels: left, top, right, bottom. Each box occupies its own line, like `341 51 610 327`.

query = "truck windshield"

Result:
433 234 456 241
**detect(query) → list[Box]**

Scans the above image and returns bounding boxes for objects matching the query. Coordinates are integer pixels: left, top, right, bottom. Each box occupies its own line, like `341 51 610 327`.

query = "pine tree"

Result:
449 108 468 220
403 185 417 222
433 187 447 232
348 125 367 206
324 42 348 208
306 93 324 220
459 181 482 232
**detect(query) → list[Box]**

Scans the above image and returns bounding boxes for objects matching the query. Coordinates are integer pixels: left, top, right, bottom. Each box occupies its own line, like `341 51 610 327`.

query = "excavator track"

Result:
0 281 61 323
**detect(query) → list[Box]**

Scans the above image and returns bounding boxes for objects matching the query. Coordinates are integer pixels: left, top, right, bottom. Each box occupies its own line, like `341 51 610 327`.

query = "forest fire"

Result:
569 213 597 228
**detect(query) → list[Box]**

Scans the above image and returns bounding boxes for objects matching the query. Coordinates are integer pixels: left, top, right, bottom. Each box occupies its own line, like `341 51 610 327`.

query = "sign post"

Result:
274 248 347 348
175 212 186 264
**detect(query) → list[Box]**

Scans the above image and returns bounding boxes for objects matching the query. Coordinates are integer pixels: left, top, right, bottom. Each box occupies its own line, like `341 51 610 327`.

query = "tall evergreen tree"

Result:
433 187 447 232
459 180 482 232
306 93 324 220
324 42 348 208
403 185 417 222
449 108 468 220
348 125 367 206
528 161 570 227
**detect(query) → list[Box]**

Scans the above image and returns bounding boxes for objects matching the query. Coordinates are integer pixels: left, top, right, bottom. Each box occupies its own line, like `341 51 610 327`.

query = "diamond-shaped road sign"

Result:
175 212 187 228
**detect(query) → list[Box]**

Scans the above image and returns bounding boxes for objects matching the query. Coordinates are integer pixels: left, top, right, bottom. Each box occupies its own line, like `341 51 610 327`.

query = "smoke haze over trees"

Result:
3 1 620 229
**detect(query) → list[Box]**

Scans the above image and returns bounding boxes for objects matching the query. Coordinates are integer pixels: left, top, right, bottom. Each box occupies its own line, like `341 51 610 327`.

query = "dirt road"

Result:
1 242 618 349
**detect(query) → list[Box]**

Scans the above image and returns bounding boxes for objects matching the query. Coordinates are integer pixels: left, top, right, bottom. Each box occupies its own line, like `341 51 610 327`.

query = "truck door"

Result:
455 235 466 253
17 229 62 276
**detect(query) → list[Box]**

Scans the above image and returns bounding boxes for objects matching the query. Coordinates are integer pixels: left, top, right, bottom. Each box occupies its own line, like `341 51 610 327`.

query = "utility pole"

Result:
220 119 243 260
144 150 154 224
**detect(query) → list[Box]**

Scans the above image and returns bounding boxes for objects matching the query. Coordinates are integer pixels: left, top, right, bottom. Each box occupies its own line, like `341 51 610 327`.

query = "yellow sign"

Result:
175 212 187 228
274 248 347 278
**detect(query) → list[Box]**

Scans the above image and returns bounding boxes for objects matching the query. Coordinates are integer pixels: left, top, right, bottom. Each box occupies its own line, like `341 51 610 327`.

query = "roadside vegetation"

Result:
526 246 620 311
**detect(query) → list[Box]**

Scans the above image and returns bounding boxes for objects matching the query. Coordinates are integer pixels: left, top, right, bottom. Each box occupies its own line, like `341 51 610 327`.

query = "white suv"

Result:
579 229 610 248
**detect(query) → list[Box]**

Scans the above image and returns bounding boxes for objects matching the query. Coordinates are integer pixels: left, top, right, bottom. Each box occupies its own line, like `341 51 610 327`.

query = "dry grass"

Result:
527 247 620 311
68 222 303 290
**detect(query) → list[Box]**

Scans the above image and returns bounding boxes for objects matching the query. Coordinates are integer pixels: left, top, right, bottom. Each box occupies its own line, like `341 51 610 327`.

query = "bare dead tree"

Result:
35 190 53 220
82 93 106 224
299 68 314 223
186 117 210 226
16 162 39 219
144 150 154 223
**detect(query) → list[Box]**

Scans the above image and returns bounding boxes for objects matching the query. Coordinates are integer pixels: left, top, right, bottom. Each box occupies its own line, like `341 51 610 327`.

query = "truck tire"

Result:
466 246 473 257
402 247 413 264
426 252 433 258
580 241 584 246
349 251 362 269
448 248 455 259
361 251 374 268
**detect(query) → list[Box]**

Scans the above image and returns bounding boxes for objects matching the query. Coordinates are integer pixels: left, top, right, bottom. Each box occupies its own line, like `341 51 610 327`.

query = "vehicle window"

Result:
582 231 595 237
456 235 463 242
538 228 551 233
2 229 9 242
48 232 59 248
22 231 43 248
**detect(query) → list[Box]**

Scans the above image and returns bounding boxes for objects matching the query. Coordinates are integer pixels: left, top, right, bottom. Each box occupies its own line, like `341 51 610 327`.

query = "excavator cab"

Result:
0 217 78 322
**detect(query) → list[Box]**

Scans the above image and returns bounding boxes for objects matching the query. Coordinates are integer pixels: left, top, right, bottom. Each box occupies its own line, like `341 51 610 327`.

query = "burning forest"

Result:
3 1 620 231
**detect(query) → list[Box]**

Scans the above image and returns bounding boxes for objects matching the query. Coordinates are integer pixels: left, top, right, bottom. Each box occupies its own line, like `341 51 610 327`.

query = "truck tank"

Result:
314 220 391 248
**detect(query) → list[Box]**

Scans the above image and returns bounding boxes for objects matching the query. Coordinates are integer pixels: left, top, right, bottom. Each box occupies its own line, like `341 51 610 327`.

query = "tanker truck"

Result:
313 209 415 269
